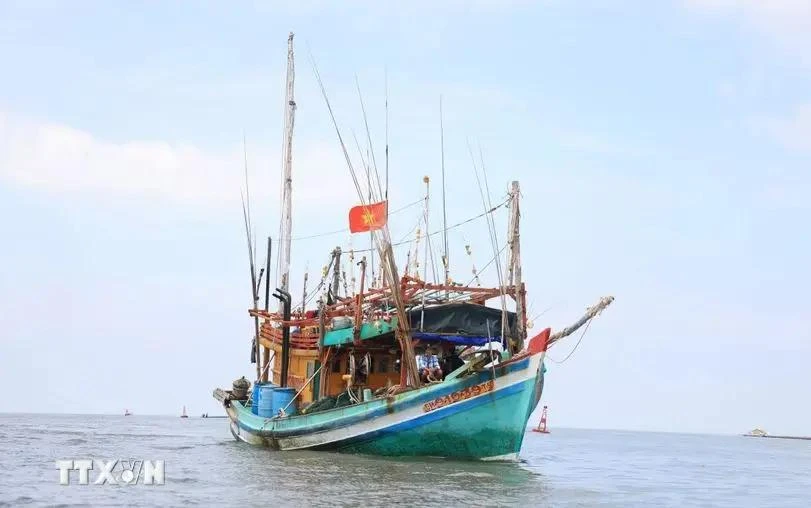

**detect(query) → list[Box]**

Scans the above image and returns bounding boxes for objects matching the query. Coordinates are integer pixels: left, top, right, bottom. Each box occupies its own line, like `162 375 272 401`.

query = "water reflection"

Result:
227 447 545 506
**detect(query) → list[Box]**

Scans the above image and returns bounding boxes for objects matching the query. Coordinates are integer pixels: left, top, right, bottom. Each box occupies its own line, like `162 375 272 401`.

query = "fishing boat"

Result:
212 33 613 461
124 409 132 416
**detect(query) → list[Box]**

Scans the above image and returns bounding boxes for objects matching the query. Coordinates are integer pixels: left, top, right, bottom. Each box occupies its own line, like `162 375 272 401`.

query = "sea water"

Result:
0 413 809 507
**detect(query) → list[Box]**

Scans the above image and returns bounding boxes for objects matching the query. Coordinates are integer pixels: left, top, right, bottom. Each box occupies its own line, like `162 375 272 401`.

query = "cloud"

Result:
0 112 356 210
757 102 811 154
685 0 811 59
747 103 811 209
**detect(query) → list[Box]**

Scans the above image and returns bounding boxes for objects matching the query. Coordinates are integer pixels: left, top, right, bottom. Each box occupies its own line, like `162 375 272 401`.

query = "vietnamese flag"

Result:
348 200 388 233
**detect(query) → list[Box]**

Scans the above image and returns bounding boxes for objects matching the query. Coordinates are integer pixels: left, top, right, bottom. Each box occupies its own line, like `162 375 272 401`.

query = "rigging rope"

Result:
349 198 509 254
284 199 508 310
463 241 508 287
529 304 556 324
277 197 425 242
547 318 593 365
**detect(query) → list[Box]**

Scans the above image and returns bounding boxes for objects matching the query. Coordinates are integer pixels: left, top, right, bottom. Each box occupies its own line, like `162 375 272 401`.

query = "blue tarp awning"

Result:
412 332 500 346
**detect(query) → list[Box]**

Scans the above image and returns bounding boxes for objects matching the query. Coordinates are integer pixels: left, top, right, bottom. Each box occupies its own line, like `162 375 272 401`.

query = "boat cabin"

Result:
259 300 518 413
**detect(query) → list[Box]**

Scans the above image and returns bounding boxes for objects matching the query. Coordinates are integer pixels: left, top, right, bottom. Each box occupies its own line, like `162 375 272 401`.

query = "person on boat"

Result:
416 347 442 383
353 353 370 385
440 348 465 380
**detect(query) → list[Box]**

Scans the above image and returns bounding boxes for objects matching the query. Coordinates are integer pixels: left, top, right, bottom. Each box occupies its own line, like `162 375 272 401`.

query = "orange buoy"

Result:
532 405 550 433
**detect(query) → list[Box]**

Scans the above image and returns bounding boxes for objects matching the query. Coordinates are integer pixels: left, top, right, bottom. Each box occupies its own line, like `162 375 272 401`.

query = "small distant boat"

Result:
180 406 189 418
743 428 811 441
124 409 132 416
531 405 550 434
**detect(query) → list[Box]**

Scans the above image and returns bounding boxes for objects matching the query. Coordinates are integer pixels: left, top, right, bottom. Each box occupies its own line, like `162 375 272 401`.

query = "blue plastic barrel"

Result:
271 387 297 416
257 384 277 417
251 383 262 415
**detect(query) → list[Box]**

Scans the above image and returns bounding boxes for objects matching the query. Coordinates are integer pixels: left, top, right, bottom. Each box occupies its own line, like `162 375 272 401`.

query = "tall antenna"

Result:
278 32 297 303
242 132 261 381
243 131 251 236
468 141 507 344
355 77 382 196
311 53 421 388
440 95 449 299
351 129 375 287
241 193 260 382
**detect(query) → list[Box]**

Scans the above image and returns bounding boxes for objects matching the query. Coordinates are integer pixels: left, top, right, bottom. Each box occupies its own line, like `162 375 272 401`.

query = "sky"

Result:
1 1 809 435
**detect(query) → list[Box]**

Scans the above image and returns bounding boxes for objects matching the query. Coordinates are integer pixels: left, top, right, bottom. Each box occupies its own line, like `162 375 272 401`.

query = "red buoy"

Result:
532 405 550 433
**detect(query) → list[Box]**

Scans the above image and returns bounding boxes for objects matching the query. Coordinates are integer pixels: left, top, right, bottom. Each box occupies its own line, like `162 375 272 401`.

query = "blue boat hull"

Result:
220 351 547 461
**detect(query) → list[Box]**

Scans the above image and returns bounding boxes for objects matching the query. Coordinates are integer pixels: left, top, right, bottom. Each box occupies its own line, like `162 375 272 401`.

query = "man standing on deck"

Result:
416 347 442 383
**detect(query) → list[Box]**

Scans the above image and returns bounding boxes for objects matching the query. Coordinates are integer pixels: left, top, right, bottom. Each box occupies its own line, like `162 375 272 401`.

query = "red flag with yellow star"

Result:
348 200 388 233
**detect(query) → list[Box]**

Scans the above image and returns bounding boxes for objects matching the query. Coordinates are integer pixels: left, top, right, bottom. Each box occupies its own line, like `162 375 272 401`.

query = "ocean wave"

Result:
447 471 496 478
153 445 195 451
170 477 199 484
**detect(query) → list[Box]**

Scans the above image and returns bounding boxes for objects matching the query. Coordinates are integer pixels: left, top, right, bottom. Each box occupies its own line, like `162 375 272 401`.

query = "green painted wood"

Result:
312 360 321 400
322 317 398 347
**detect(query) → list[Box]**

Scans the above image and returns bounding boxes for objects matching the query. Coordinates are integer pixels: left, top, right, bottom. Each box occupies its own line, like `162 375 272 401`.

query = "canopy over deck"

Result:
321 302 517 348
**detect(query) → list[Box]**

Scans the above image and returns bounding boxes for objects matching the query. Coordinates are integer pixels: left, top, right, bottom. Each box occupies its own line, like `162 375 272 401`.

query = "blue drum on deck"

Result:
257 384 277 417
251 383 262 415
271 387 298 416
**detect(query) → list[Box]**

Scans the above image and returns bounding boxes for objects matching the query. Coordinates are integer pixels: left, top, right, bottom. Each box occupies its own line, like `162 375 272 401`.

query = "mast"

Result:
301 271 308 314
278 32 296 303
368 162 374 288
264 237 272 311
508 181 525 351
440 96 449 298
420 176 430 330
384 68 389 215
422 175 430 285
353 257 367 344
